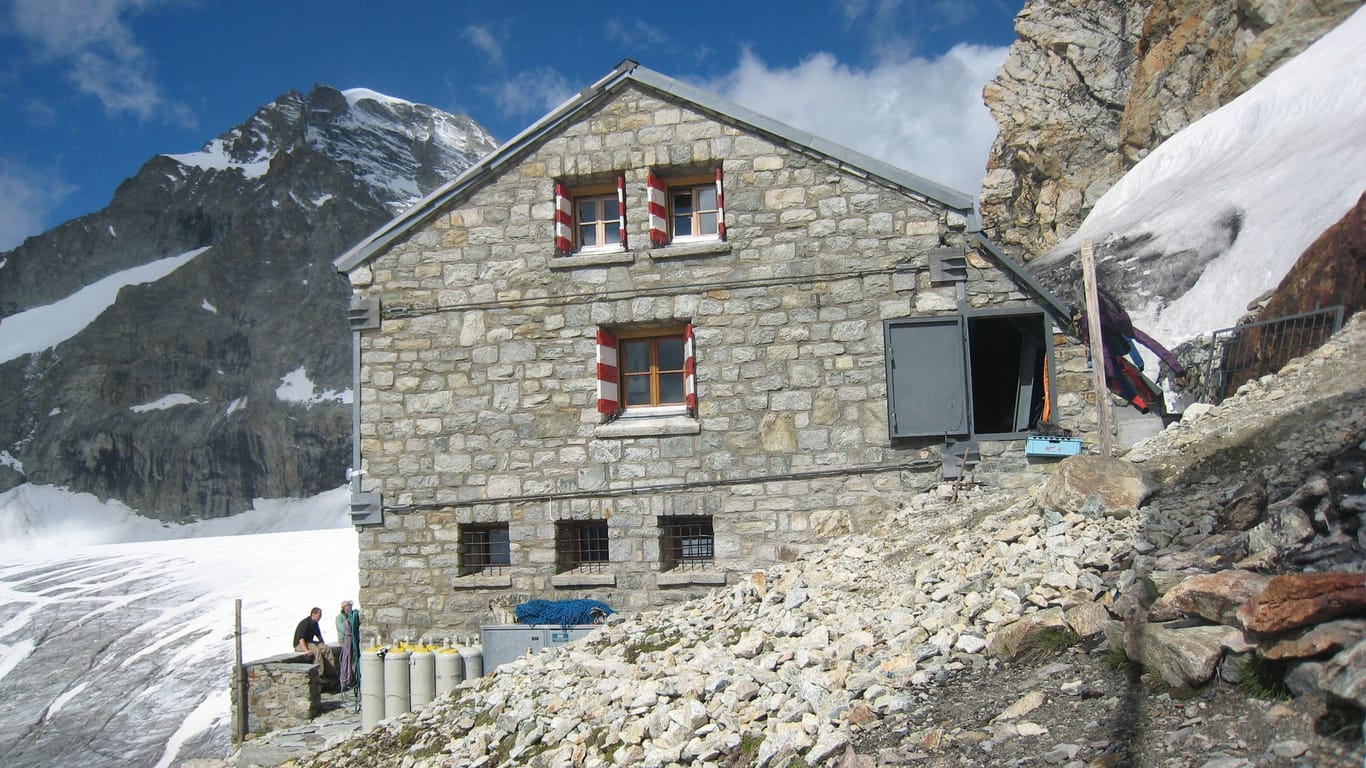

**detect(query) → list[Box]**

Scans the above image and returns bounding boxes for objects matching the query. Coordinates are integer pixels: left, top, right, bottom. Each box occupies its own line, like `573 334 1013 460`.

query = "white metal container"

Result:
435 648 462 694
409 647 435 709
360 650 385 731
383 649 411 719
458 643 484 679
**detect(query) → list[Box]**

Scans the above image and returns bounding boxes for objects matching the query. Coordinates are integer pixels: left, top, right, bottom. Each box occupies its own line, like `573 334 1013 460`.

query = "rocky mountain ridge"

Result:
0 87 496 519
979 0 1362 263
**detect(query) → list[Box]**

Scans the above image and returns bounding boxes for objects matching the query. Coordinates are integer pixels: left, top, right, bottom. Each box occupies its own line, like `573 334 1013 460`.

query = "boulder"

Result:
1039 455 1157 517
1128 622 1231 690
1261 619 1366 661
1237 572 1366 634
1221 480 1268 531
1245 504 1316 555
987 608 1073 660
1147 570 1271 625
1320 637 1366 708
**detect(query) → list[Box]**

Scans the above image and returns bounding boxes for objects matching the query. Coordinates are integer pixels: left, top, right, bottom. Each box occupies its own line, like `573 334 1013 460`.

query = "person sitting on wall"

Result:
293 607 337 682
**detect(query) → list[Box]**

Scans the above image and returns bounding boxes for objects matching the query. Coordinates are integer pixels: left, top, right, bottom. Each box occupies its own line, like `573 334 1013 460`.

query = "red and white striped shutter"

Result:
714 167 726 241
554 183 573 254
596 328 620 416
616 175 627 249
684 323 697 415
647 173 668 245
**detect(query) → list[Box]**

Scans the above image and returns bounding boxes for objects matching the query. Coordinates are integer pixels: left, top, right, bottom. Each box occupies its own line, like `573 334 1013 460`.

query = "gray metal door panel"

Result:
1014 334 1040 432
885 317 969 437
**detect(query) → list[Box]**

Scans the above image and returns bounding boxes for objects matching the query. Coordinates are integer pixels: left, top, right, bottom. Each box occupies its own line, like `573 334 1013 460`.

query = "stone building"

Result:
333 61 1086 640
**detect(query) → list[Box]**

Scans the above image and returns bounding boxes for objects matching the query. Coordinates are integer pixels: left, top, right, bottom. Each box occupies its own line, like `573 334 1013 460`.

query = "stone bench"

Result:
231 647 340 740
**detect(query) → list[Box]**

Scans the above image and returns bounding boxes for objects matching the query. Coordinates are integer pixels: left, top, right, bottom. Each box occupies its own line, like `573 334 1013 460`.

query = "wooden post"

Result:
233 598 247 743
1080 240 1112 457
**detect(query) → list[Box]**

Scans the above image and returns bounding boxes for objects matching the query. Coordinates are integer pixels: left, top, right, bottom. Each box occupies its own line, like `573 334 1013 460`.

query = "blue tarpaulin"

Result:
514 598 614 627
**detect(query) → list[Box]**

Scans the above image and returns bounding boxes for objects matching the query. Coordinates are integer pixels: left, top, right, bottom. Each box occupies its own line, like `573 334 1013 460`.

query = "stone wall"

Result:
232 653 321 740
346 84 1091 639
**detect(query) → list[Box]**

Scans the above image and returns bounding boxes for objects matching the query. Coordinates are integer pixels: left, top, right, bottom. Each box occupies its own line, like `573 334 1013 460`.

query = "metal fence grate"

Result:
556 521 610 573
659 516 714 571
1203 306 1344 404
460 523 511 576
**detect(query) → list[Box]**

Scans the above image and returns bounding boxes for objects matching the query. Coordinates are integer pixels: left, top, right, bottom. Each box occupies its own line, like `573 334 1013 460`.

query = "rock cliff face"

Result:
0 87 496 520
980 0 1362 261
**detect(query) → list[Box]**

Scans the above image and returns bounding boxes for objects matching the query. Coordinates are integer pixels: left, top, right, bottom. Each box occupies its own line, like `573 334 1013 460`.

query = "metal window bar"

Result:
1203 306 1344 405
556 521 610 573
460 524 510 576
660 516 714 571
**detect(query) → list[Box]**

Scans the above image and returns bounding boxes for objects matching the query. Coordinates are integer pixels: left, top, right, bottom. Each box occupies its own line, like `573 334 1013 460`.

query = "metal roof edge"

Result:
335 59 979 273
335 61 641 273
624 65 976 213
970 233 1072 321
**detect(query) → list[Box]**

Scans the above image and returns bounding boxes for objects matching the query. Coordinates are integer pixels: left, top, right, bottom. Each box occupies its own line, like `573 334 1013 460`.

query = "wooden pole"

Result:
233 598 247 744
1080 240 1112 458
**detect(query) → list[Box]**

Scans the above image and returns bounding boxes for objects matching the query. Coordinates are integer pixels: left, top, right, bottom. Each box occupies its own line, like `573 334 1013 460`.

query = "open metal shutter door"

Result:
885 316 970 438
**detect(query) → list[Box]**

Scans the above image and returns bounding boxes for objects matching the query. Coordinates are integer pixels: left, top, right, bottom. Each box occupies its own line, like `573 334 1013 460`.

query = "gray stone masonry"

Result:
236 653 321 738
345 84 1093 639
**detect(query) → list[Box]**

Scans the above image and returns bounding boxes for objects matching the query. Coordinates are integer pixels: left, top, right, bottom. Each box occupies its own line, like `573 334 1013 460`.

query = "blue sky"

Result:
0 0 1020 251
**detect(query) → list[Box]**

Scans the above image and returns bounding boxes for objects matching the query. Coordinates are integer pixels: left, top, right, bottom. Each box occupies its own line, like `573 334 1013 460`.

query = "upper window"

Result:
555 520 609 573
648 169 725 246
555 179 624 255
670 185 719 240
884 311 1052 439
576 195 620 250
459 523 510 576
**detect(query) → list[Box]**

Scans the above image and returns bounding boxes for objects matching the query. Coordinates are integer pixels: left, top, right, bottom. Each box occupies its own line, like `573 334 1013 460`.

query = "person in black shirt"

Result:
292 607 337 682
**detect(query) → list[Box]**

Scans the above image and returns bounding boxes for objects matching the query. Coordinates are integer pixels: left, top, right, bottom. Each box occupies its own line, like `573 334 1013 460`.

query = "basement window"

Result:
555 520 610 573
459 523 510 576
659 516 714 571
884 311 1051 439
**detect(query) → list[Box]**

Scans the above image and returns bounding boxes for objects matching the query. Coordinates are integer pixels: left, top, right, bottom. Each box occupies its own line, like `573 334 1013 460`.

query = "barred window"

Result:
659 516 714 571
460 523 510 576
556 520 609 573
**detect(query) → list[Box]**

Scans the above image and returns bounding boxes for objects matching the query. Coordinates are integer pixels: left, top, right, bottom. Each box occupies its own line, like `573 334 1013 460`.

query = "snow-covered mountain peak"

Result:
307 86 499 212
158 85 498 212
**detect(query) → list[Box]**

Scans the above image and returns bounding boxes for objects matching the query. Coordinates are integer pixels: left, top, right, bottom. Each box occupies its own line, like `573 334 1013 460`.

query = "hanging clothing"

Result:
1078 289 1186 414
337 609 361 692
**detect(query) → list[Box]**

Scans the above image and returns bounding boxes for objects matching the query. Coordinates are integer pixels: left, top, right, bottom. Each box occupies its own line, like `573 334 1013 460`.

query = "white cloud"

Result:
0 158 73 251
488 67 575 120
708 45 1008 199
462 24 504 67
605 19 668 50
8 0 193 125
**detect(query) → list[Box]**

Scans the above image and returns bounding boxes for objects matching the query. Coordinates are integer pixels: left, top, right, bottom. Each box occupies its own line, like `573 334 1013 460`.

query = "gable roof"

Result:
335 60 978 273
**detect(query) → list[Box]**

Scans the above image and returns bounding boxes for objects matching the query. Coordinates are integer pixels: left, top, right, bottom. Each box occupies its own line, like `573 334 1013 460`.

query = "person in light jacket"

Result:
336 600 362 692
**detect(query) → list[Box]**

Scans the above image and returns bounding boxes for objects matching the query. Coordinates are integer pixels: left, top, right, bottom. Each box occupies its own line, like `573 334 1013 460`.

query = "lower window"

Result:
460 523 510 576
555 520 609 573
596 324 697 419
659 516 714 571
622 330 686 409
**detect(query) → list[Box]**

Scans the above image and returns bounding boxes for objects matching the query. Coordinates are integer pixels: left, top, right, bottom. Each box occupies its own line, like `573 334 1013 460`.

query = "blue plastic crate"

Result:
1025 435 1082 457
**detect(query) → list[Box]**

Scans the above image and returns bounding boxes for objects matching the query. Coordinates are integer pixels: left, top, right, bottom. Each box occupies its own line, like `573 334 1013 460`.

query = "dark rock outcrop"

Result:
0 86 496 520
